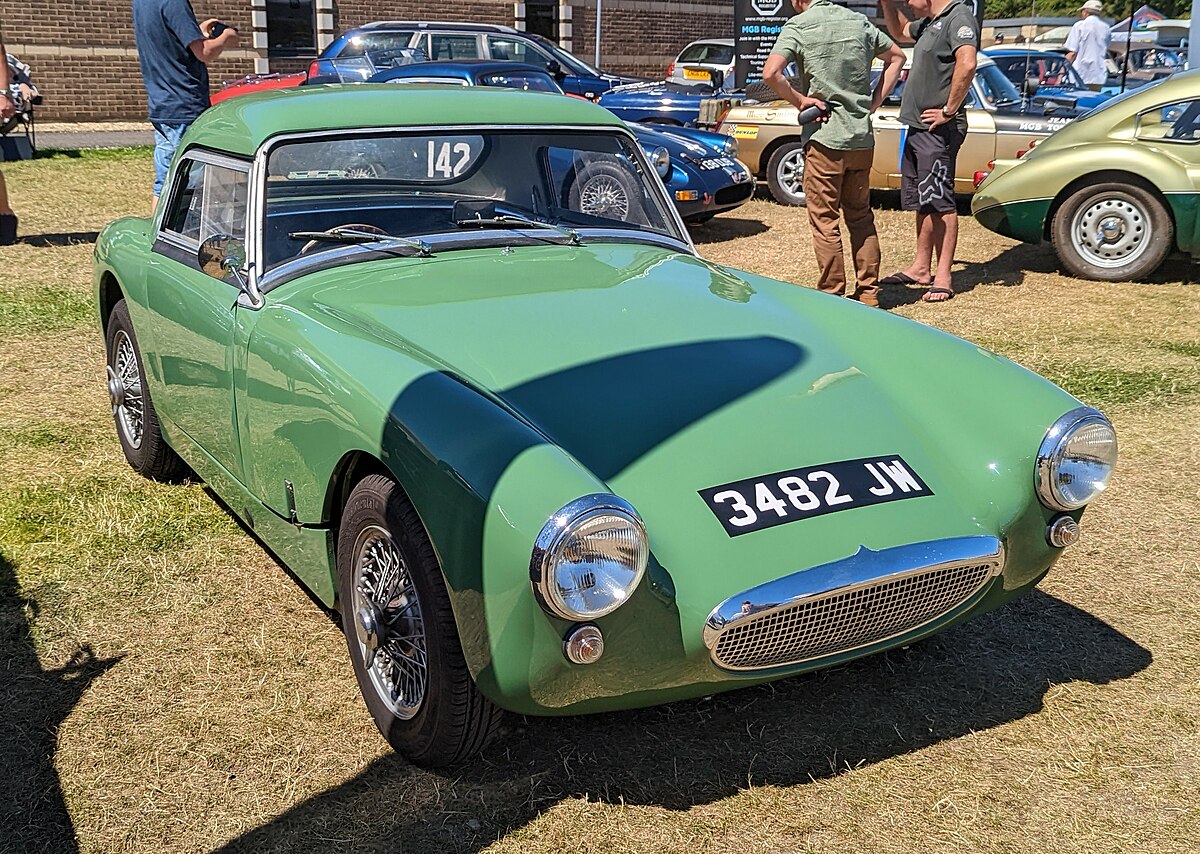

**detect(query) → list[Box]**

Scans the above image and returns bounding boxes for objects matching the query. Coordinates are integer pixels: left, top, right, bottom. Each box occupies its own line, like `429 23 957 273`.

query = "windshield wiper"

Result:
454 214 582 247
288 227 432 257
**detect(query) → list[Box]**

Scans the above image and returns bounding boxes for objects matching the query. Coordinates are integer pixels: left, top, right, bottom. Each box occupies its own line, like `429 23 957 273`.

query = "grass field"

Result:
1 148 1198 854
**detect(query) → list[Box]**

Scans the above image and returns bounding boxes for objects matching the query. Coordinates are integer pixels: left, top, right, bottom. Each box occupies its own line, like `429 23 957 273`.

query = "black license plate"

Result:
699 455 934 537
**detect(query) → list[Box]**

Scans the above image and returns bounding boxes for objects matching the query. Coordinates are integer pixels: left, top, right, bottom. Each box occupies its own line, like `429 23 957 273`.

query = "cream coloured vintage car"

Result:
719 54 1078 205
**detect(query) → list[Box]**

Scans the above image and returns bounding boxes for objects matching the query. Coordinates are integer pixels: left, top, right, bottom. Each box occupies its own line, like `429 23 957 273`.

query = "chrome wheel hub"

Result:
1072 197 1148 268
108 330 144 449
778 149 805 198
351 524 426 719
580 176 630 220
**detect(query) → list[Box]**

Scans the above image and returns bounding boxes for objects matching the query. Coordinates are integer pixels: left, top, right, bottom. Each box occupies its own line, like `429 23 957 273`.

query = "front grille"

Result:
714 183 754 206
711 560 997 671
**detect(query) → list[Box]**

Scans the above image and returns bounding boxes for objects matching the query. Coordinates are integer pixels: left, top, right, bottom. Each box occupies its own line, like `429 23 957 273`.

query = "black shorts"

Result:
900 121 966 213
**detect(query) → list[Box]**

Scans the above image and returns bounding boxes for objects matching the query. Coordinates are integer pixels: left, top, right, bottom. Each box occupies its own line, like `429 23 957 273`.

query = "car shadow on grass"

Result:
210 588 1150 854
689 216 770 244
19 231 101 247
0 551 122 853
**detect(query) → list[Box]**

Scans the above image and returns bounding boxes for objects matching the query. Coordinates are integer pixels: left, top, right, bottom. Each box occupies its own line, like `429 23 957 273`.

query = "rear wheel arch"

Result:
757 134 804 179
1044 170 1176 244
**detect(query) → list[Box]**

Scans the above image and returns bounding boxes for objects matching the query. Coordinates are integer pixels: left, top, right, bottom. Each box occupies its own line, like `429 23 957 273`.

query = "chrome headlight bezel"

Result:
530 494 649 621
650 145 671 178
1035 406 1118 511
720 136 738 158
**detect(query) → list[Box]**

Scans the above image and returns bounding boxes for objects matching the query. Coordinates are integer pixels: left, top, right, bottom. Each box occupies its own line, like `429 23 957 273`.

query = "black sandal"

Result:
879 271 930 286
921 287 955 302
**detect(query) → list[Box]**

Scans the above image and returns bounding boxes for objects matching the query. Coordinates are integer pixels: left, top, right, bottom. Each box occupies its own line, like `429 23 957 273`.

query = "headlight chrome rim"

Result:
650 145 671 179
1035 406 1118 511
722 136 739 158
531 494 649 621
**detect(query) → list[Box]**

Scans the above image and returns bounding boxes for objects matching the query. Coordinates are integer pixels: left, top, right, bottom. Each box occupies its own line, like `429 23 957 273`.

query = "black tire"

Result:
105 299 188 481
569 160 647 224
766 141 807 206
1051 182 1173 281
337 475 502 767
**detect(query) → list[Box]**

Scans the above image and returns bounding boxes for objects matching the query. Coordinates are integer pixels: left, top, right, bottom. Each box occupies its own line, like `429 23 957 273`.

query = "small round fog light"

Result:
563 624 604 665
1047 515 1081 548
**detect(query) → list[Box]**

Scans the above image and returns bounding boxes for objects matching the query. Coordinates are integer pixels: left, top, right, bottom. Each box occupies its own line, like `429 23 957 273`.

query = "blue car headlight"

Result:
649 145 671 178
531 495 649 621
720 136 738 158
1035 407 1118 510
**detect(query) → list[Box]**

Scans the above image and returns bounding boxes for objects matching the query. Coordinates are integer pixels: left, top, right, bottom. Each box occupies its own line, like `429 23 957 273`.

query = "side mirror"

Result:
546 60 564 79
1022 77 1040 98
198 233 247 281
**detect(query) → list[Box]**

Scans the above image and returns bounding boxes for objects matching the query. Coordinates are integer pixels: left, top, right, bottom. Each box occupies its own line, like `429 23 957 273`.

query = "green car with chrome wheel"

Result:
96 85 1117 767
973 70 1200 281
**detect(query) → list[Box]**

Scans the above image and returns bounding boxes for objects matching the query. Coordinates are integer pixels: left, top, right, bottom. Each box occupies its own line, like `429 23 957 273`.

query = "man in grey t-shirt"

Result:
880 0 979 303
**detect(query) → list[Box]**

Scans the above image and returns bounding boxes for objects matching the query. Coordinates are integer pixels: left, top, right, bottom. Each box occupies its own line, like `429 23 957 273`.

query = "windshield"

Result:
992 54 1084 89
975 64 1023 106
262 129 682 271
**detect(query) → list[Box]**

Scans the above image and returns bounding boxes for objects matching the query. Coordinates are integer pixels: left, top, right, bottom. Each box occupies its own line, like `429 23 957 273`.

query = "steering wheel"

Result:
298 223 388 255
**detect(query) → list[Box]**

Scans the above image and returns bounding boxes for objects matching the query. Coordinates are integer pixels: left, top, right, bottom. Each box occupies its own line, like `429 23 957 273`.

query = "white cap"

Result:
1079 0 1103 12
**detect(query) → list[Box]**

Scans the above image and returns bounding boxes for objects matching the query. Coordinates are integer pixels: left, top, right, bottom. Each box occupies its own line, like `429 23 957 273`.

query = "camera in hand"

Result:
209 20 236 38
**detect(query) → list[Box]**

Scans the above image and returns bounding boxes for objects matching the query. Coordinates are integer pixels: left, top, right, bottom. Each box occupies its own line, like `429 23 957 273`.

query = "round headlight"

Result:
531 495 649 621
721 136 739 158
649 145 671 179
1035 407 1118 511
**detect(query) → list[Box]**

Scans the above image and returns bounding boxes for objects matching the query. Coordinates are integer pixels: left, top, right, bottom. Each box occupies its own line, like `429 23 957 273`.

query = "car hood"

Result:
292 243 1075 593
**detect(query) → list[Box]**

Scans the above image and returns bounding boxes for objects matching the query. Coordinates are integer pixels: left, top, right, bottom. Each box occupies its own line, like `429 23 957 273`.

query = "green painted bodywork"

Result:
97 87 1091 717
972 69 1200 253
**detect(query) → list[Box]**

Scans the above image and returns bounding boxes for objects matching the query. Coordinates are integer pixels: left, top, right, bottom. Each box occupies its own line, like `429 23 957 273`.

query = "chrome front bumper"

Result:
703 536 1004 672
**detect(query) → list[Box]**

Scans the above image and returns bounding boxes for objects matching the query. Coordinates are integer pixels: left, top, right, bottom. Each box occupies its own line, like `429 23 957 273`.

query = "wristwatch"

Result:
941 106 955 118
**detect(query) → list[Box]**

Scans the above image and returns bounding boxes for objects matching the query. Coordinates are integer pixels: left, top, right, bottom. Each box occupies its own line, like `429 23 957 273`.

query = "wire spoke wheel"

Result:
108 328 144 449
580 175 631 220
352 524 427 719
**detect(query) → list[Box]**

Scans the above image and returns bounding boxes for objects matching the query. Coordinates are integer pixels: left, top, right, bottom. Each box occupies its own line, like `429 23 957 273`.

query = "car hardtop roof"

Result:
353 21 520 34
181 84 624 157
382 59 549 77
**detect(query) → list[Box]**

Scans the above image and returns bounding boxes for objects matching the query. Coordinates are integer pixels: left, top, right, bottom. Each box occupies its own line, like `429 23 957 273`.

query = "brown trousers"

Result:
802 141 881 304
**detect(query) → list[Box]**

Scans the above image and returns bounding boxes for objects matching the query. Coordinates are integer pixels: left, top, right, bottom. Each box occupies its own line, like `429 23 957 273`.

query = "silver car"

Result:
668 38 735 88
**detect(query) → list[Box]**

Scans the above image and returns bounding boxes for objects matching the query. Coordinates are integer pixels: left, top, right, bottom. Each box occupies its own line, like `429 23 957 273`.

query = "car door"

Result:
144 151 251 482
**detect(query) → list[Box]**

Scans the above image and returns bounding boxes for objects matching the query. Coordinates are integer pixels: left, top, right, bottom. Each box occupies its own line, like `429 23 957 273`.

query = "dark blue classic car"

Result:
984 48 1114 112
370 61 755 222
310 21 643 100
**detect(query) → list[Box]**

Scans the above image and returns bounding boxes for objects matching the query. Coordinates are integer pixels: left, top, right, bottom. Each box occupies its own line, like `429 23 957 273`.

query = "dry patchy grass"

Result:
0 152 1197 854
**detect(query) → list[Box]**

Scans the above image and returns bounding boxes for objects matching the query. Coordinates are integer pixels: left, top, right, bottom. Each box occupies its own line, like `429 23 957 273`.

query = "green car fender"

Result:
973 142 1196 247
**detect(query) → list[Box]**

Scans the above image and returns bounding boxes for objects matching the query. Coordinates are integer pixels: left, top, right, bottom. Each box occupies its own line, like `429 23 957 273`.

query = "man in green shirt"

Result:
762 0 905 306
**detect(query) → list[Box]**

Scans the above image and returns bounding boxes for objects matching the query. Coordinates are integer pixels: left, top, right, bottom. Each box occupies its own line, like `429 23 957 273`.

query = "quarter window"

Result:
162 160 249 245
1136 100 1200 143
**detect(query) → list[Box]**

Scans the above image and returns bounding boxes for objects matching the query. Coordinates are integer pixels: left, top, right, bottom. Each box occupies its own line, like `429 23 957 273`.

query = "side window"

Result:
1137 99 1200 142
162 160 250 245
339 31 415 58
487 36 553 66
428 34 481 60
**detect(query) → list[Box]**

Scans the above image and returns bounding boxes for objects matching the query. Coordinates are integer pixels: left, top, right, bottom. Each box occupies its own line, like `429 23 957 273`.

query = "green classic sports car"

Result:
96 85 1118 767
973 70 1200 281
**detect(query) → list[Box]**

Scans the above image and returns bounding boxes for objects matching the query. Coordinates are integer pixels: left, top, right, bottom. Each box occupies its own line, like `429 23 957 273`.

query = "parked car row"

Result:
212 33 754 224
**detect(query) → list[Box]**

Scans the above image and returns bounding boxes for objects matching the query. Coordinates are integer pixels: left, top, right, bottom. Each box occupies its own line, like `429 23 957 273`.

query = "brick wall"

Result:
571 0 733 78
0 0 738 122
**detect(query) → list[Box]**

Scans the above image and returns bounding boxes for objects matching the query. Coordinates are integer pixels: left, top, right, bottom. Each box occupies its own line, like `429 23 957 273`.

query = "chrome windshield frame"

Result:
252 122 696 289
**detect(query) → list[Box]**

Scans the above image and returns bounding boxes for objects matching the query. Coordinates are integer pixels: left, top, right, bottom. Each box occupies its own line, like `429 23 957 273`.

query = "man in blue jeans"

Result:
132 0 239 208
